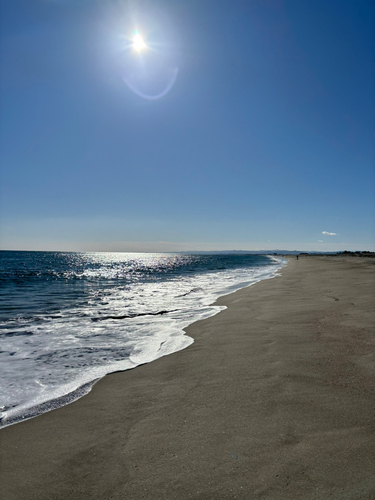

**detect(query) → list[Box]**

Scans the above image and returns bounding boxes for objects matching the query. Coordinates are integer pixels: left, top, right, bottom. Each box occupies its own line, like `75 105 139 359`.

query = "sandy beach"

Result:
1 256 374 499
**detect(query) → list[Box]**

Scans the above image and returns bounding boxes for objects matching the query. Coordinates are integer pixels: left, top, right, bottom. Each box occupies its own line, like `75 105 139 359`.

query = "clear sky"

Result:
1 0 374 252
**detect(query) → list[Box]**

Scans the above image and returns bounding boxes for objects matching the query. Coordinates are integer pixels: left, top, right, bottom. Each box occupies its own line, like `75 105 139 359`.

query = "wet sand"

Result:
1 256 375 499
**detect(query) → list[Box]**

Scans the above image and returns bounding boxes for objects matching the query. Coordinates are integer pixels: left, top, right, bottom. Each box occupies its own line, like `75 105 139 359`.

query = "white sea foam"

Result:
0 255 286 427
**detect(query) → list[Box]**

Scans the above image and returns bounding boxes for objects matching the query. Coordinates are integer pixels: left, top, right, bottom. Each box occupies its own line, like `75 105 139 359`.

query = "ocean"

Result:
0 251 285 428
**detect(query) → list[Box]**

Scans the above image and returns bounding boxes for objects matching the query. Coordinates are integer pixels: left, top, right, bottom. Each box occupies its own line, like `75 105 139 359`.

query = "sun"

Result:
132 32 147 52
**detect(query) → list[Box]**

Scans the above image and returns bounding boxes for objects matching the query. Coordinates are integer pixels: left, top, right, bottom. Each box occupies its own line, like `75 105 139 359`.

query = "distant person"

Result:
296 255 299 260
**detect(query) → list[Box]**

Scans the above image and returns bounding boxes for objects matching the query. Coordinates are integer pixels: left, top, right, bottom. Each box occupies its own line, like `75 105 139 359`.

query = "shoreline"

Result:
1 256 285 429
1 256 374 499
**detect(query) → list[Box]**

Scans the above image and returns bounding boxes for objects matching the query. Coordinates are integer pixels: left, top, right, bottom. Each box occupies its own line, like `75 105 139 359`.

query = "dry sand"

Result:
1 256 374 499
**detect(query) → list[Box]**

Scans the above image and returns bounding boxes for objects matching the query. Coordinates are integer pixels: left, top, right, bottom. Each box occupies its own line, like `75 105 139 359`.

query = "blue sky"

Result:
1 0 374 252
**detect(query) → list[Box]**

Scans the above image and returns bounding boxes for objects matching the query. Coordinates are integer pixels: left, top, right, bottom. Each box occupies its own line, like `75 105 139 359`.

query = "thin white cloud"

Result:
318 240 323 243
322 231 338 236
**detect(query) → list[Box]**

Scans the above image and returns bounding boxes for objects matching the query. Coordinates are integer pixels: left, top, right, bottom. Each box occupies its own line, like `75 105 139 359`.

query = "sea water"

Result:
0 251 286 427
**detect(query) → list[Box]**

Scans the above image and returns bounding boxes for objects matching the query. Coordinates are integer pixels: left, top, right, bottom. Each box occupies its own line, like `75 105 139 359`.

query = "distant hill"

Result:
181 250 328 255
182 250 374 257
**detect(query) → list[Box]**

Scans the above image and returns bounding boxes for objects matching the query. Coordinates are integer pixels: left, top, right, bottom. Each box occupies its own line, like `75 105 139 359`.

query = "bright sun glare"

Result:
132 32 147 52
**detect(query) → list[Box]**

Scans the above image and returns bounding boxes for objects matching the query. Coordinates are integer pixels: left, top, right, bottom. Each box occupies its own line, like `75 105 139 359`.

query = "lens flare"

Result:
123 66 179 100
119 27 179 100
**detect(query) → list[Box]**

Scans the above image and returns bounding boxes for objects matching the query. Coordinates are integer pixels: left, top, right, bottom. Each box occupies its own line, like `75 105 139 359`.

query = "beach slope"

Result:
1 256 374 499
